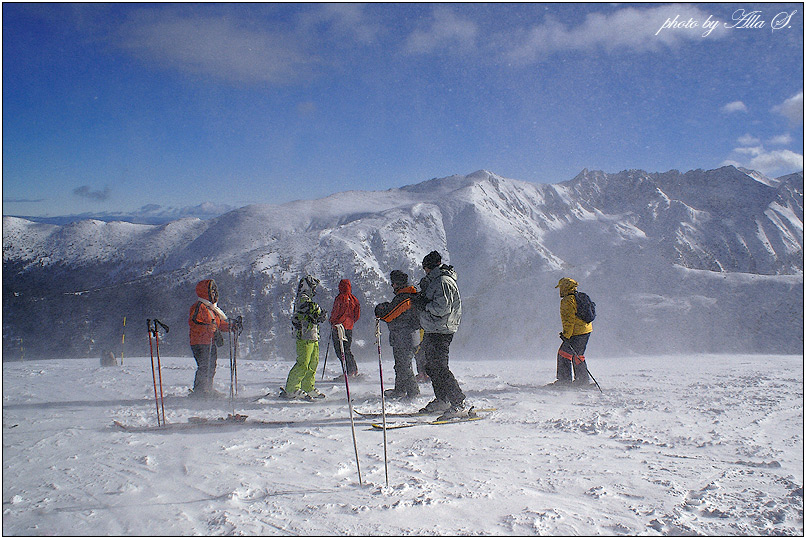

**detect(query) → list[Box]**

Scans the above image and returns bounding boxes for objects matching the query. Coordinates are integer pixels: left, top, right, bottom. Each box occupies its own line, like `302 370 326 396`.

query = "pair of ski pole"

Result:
147 319 169 426
329 321 391 488
227 316 243 413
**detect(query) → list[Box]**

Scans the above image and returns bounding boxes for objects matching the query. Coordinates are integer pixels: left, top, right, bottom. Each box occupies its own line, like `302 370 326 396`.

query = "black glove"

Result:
232 315 243 334
413 293 429 310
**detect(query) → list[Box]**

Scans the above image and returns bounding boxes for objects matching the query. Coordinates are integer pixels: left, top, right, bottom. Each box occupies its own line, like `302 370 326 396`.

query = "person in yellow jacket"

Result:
553 277 593 386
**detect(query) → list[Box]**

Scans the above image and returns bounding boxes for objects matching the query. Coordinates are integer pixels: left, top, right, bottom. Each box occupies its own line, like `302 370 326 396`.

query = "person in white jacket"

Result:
415 251 467 420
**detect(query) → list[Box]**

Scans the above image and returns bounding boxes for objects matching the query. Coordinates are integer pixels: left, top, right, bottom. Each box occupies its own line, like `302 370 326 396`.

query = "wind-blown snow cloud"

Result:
505 4 722 64
722 101 748 113
73 185 111 201
404 7 478 54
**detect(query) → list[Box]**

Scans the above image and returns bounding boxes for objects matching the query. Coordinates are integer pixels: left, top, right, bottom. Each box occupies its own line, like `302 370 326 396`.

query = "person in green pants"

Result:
281 275 328 400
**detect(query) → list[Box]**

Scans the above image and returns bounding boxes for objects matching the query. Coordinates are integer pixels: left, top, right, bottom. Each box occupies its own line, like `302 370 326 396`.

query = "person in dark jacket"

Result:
188 279 233 398
415 251 466 420
375 270 421 400
330 279 361 377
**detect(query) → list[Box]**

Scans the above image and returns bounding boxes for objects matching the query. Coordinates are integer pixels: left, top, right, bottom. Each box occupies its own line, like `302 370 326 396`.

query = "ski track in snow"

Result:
2 355 803 536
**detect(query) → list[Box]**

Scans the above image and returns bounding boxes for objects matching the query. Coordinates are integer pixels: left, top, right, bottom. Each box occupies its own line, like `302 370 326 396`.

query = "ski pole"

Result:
234 316 242 392
375 318 389 486
153 319 169 424
566 340 602 393
336 323 362 486
147 320 162 426
321 328 332 380
228 328 235 413
121 316 126 366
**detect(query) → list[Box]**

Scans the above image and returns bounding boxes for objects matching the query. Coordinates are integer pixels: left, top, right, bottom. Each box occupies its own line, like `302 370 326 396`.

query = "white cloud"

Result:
746 149 804 174
737 133 760 146
725 146 803 175
404 7 478 54
768 134 793 146
773 91 803 125
505 4 722 64
300 4 380 45
722 101 748 114
116 12 315 85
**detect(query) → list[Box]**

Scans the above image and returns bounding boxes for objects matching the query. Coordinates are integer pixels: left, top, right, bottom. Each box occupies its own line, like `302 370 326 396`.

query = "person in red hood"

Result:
329 279 361 377
188 279 234 397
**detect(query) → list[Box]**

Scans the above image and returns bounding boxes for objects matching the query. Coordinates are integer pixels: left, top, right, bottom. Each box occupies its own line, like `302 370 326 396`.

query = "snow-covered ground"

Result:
3 353 803 535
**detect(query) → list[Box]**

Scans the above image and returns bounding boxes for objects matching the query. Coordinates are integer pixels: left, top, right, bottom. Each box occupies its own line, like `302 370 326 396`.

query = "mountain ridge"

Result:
3 166 803 360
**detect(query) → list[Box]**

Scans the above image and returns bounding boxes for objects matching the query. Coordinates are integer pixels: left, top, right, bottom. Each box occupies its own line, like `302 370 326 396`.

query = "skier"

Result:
374 270 421 400
553 277 593 386
282 275 328 400
188 279 234 398
414 251 467 420
330 278 361 378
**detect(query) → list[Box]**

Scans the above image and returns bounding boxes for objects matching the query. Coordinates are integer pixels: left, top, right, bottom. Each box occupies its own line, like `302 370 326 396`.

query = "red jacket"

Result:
330 279 361 330
188 279 230 346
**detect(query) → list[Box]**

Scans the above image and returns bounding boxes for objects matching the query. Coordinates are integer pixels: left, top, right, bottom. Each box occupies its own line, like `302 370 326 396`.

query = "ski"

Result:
254 387 320 402
356 407 496 419
371 414 487 430
113 413 250 432
112 414 359 432
507 382 599 391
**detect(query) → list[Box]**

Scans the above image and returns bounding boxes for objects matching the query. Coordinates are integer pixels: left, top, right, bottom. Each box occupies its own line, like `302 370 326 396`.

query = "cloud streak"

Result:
773 91 803 125
404 7 478 54
73 185 111 201
505 4 723 64
116 11 317 85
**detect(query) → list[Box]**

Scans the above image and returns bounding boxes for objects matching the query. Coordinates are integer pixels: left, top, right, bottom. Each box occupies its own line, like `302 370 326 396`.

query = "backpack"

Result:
574 291 596 323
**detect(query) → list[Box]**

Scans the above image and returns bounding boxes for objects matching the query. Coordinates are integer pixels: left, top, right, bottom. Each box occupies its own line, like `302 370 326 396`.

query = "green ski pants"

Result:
285 339 320 393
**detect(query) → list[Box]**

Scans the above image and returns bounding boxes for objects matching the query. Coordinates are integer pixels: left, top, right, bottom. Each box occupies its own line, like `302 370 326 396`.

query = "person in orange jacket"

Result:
188 279 234 397
375 270 421 400
329 279 361 377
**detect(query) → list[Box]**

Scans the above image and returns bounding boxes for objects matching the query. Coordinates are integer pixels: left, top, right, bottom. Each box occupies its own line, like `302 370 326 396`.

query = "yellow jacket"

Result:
557 278 593 339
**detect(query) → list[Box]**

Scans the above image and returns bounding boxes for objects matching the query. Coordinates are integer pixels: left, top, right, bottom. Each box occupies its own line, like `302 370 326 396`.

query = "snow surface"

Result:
3 353 802 536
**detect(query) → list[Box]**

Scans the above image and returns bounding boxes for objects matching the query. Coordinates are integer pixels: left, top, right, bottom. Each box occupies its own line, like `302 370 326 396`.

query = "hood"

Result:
338 279 352 295
555 277 578 296
195 279 218 302
436 264 458 282
297 275 320 297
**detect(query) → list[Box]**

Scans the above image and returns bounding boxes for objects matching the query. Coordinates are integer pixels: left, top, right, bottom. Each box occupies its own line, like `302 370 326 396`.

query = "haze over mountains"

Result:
3 166 803 361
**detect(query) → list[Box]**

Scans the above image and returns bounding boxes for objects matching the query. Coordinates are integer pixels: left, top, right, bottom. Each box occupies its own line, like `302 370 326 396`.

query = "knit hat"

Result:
422 250 442 270
390 270 409 287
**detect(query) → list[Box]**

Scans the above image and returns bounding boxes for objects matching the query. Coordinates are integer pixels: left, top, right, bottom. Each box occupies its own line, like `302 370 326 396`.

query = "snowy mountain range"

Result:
3 166 803 360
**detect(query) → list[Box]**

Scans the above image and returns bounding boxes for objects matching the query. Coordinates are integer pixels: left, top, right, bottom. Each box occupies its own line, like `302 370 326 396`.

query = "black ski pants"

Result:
422 332 465 407
332 327 358 375
191 343 218 393
392 345 419 397
556 332 591 384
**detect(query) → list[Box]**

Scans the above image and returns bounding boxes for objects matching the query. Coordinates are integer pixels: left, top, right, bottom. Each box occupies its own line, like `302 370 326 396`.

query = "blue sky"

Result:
3 3 803 222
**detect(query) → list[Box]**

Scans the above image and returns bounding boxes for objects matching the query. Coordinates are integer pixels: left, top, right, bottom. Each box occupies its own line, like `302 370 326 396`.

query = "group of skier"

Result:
187 250 595 420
